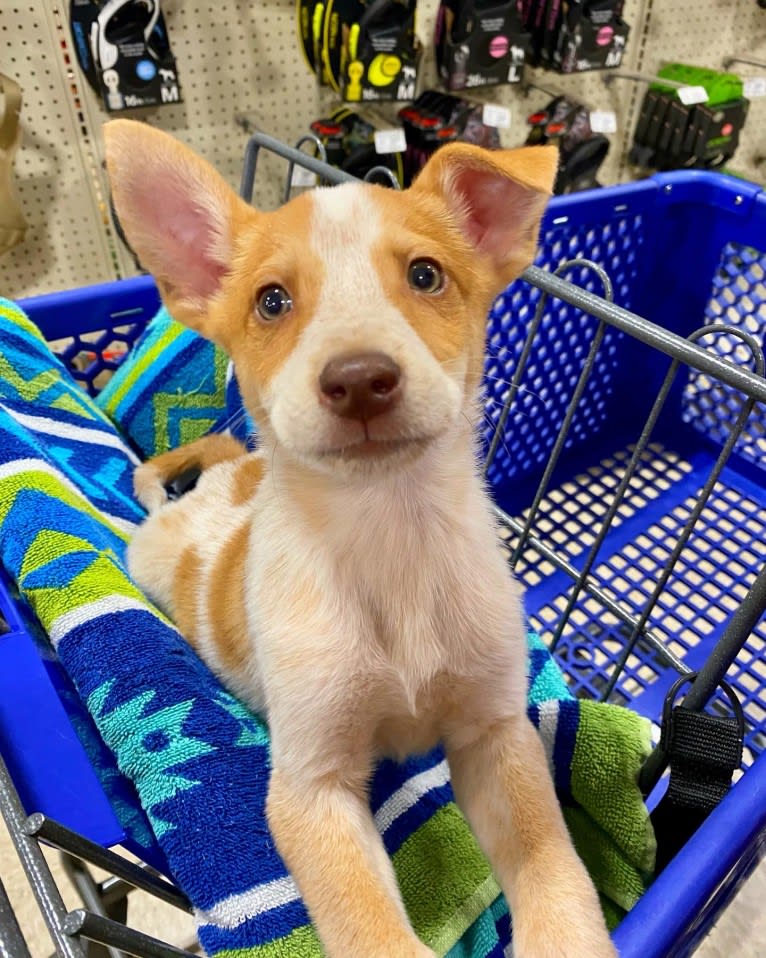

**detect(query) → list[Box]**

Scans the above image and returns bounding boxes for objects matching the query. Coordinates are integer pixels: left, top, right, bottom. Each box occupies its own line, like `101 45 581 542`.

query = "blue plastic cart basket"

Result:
1 145 765 958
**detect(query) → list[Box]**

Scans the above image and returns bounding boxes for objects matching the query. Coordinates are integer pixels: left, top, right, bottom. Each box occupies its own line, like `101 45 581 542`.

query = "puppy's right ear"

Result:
104 120 254 336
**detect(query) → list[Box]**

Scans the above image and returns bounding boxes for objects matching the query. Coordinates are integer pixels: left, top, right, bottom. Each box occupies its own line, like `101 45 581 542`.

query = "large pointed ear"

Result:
103 120 253 333
410 143 558 283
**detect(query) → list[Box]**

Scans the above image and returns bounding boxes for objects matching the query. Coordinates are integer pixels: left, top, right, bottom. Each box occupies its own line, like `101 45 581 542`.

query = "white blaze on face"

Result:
266 184 464 462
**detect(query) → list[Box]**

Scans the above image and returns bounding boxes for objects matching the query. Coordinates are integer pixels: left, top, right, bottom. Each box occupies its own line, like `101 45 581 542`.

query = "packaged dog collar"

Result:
297 0 332 85
629 65 749 171
553 0 630 73
435 0 529 91
69 0 182 111
313 0 421 102
398 90 502 184
525 95 609 194
518 0 629 74
309 106 406 185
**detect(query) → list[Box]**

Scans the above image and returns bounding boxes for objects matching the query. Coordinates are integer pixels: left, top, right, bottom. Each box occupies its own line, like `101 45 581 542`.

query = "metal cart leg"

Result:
0 757 85 958
0 872 31 958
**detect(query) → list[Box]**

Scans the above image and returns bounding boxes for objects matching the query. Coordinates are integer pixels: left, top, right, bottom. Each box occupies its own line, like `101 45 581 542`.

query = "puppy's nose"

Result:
319 352 401 421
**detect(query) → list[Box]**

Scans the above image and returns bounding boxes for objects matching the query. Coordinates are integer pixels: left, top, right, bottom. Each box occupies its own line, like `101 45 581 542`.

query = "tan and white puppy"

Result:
105 119 616 958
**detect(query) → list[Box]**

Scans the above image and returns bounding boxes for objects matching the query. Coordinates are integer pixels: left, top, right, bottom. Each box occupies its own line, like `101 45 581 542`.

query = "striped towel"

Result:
0 296 654 956
95 306 253 459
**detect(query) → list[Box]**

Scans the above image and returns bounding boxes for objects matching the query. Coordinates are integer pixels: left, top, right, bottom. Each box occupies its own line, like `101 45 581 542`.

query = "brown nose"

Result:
319 352 402 421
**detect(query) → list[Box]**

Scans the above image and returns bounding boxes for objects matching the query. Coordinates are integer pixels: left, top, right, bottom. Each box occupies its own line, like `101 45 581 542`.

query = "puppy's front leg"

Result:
267 768 436 958
446 715 616 958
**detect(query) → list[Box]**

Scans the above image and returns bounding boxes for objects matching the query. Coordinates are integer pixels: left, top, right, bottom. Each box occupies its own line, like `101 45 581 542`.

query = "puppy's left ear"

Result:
410 144 558 283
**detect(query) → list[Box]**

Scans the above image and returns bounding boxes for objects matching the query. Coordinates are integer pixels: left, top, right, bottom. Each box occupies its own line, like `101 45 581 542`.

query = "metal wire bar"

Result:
0 872 31 958
282 135 327 204
494 504 691 675
639 560 766 795
362 165 401 189
603 71 689 89
62 912 195 958
24 815 191 914
61 857 128 958
500 262 615 567
98 878 134 910
484 259 613 475
523 266 766 404
0 757 85 958
240 131 352 204
722 54 766 71
484 286 551 471
600 326 766 701
548 345 682 653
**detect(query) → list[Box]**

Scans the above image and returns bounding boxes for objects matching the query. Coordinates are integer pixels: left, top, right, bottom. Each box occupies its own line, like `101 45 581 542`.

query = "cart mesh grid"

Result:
1 135 765 958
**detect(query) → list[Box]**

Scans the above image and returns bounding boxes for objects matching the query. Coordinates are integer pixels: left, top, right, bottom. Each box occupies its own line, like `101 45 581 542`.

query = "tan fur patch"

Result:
141 433 248 490
206 195 326 412
372 187 491 365
231 457 265 507
208 521 252 675
172 545 203 643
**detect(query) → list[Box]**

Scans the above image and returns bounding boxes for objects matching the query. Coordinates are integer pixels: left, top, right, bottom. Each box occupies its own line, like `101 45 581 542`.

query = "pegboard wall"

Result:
2 0 765 299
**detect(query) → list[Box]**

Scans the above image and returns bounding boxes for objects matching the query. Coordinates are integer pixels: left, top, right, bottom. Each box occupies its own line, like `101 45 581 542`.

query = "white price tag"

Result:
482 103 512 129
374 128 407 154
290 166 317 188
744 76 766 98
589 110 617 134
678 85 708 106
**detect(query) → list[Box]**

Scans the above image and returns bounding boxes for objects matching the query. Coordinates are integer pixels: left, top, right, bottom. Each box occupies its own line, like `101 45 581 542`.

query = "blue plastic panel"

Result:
683 240 766 476
19 275 161 396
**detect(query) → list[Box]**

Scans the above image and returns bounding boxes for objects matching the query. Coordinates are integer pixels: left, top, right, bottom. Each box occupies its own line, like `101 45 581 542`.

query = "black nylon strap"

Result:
651 673 744 872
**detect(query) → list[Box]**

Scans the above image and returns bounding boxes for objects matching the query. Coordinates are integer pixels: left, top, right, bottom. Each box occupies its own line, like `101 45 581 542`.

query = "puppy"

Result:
105 119 616 958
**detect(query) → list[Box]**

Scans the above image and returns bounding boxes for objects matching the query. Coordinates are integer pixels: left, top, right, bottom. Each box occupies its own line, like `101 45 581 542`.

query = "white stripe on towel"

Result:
195 876 300 929
535 700 560 767
4 407 141 463
48 597 160 647
196 760 451 930
373 758 450 835
0 458 136 534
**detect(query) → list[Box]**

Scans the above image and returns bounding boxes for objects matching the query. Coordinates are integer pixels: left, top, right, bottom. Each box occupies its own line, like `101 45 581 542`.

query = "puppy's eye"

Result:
408 259 444 294
256 285 292 321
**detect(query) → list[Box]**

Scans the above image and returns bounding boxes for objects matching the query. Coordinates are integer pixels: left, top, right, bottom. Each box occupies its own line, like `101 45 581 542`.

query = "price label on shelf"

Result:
290 167 317 188
589 110 618 134
482 103 512 129
374 129 407 154
678 85 708 106
744 76 766 98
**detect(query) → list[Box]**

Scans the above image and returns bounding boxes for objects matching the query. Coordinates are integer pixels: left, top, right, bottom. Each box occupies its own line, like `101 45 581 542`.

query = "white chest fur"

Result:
247 433 527 766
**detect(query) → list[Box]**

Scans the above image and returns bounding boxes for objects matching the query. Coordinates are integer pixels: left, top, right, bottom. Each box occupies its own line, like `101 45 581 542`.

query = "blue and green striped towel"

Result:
0 296 655 956
95 305 253 459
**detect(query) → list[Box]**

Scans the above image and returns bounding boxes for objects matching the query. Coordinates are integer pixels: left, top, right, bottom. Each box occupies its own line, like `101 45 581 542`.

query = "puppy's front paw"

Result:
133 462 170 513
513 909 616 958
402 945 437 958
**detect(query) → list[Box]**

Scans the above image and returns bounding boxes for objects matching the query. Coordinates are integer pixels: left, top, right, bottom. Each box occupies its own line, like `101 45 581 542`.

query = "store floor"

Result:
1 822 764 956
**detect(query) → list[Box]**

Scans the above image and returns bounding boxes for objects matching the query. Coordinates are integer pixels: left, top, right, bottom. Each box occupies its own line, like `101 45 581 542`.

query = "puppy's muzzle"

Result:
319 352 402 422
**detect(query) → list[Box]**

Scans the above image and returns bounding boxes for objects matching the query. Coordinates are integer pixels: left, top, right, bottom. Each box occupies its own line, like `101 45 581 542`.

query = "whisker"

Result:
215 407 249 434
482 375 552 411
483 395 537 424
477 409 517 469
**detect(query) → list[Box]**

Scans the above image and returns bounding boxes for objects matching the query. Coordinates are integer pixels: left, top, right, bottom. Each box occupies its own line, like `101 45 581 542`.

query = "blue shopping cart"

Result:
1 134 765 958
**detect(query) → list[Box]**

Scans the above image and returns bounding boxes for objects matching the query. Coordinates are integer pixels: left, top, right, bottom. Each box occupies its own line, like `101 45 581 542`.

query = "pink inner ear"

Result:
451 167 536 263
126 168 229 302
